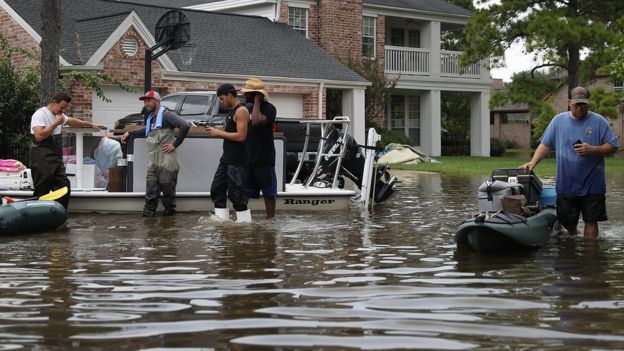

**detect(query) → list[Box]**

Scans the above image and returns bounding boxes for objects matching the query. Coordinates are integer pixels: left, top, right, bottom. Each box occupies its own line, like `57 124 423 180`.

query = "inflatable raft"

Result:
0 200 67 235
455 208 557 252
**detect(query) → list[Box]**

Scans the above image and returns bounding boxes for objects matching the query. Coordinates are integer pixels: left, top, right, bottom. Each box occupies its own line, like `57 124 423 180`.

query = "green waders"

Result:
144 128 179 216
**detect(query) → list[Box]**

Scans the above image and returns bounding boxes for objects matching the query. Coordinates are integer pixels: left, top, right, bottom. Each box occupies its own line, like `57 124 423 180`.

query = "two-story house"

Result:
0 0 369 141
180 0 493 156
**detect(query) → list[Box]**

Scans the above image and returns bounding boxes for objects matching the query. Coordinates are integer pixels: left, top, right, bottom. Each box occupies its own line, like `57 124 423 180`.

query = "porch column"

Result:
470 90 491 156
342 88 366 144
422 20 441 78
420 90 441 157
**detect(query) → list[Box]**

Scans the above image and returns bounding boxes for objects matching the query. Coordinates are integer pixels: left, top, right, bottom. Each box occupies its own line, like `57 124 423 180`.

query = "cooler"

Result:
540 186 557 207
492 168 542 205
478 180 523 212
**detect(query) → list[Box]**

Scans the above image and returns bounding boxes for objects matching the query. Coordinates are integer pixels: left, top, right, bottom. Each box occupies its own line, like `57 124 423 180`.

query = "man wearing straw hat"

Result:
241 78 278 219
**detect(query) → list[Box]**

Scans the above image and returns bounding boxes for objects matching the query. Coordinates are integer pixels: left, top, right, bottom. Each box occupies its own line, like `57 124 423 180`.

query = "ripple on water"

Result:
231 334 478 350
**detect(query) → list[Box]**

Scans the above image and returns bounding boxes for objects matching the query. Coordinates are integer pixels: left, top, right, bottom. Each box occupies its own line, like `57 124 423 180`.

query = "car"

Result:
114 91 226 130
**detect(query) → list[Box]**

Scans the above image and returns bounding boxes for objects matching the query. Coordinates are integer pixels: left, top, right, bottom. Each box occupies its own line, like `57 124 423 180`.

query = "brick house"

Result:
181 0 492 156
490 77 623 150
2 0 492 156
0 0 369 140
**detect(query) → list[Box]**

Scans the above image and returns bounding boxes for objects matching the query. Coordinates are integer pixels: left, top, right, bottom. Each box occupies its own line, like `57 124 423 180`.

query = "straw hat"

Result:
241 78 269 100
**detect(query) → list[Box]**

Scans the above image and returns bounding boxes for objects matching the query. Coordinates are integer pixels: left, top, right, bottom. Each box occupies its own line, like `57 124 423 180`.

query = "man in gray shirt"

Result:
121 90 190 217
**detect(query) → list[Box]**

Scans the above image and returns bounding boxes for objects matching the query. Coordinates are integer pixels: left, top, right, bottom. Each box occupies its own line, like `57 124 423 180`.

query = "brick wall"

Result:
2 9 325 122
317 0 363 64
0 8 40 73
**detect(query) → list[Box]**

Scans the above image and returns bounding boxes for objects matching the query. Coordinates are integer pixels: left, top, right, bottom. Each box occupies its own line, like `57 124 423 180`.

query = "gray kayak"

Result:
455 208 558 252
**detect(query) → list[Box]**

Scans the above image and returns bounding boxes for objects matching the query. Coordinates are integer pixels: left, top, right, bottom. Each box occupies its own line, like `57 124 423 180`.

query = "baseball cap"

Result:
570 86 589 105
139 90 161 101
216 83 239 97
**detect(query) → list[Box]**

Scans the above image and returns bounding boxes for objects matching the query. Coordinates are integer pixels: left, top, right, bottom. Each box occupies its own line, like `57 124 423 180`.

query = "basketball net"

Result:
178 44 197 71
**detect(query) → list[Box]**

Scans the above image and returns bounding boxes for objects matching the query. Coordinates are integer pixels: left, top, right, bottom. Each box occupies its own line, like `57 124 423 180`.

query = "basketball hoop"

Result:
178 43 197 71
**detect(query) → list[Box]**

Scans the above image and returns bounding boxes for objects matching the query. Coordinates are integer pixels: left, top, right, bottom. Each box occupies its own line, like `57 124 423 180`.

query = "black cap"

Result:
216 83 239 97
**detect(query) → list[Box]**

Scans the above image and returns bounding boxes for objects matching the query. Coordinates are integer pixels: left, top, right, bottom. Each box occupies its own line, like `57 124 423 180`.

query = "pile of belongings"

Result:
0 159 32 190
376 143 431 165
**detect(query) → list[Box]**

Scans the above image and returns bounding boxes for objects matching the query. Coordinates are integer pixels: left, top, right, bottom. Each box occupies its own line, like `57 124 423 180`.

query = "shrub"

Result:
379 129 412 148
490 138 507 157
442 138 470 156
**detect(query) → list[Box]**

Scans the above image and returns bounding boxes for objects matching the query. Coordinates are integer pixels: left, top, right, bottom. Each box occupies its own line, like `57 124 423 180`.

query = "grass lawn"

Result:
386 152 624 177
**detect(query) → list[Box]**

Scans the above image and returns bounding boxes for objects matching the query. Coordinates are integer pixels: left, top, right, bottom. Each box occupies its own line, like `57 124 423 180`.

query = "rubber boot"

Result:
213 207 230 222
235 209 252 223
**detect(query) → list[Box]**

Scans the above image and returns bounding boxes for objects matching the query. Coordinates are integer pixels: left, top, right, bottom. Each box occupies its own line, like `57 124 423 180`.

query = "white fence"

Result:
384 46 481 78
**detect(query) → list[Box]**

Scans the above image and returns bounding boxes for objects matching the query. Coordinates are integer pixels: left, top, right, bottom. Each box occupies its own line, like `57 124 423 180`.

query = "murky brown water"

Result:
1 170 624 350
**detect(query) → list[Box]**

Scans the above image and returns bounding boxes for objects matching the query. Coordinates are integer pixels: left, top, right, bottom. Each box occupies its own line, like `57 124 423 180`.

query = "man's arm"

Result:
520 143 550 171
32 114 65 142
574 142 617 156
65 117 101 129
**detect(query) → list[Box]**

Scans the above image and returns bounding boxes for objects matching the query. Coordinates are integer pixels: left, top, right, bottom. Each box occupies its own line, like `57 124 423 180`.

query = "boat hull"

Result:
0 200 67 235
455 208 558 252
0 184 355 213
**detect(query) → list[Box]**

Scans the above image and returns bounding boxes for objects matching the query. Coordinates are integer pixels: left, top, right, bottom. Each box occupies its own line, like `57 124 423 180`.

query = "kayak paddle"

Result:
2 186 69 204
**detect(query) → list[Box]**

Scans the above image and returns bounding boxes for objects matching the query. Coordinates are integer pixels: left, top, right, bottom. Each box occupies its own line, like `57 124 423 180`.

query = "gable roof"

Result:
4 0 367 83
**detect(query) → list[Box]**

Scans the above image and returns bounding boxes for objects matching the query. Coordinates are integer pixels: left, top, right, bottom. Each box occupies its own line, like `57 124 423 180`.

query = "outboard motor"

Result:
307 125 396 203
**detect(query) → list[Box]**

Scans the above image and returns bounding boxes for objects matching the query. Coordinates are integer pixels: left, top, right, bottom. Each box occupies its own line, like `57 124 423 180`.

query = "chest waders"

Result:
144 128 179 216
28 134 71 209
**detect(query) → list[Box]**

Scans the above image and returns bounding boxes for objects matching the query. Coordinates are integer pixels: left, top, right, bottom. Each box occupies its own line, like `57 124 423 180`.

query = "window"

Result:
614 79 623 93
407 29 420 48
362 16 376 57
389 27 404 46
389 95 420 145
180 95 211 116
161 95 180 111
501 112 529 124
288 7 307 36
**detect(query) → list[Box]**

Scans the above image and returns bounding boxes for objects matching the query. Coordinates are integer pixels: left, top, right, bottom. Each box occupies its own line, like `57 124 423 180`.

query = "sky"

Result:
489 42 539 82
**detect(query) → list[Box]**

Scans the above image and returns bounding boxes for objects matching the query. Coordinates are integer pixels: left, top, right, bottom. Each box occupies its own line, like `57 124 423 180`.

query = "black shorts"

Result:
556 194 607 227
246 164 277 198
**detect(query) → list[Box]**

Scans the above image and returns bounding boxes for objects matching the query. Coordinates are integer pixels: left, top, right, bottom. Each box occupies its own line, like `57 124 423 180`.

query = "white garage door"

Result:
92 87 143 129
270 93 302 119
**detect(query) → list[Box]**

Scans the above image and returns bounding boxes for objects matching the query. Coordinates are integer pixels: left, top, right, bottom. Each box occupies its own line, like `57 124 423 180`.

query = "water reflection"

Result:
0 171 622 349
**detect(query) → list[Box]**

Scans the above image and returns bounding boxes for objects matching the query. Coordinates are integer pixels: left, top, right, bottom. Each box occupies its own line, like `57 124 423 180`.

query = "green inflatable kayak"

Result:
0 200 67 235
455 207 558 252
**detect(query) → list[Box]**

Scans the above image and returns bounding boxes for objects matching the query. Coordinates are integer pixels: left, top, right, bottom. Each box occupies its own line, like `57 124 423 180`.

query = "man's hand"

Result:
206 126 222 137
54 114 65 127
120 131 129 144
162 143 176 153
520 162 535 172
574 142 593 156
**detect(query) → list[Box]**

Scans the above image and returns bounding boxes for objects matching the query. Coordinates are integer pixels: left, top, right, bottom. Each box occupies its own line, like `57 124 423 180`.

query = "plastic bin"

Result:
492 168 542 205
540 186 557 207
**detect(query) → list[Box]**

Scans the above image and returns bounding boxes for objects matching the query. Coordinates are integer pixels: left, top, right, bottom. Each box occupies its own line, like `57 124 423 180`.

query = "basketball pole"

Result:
144 36 173 93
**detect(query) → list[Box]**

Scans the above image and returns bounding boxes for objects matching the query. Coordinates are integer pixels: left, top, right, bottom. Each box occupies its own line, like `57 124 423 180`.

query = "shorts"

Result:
246 164 277 198
556 193 607 227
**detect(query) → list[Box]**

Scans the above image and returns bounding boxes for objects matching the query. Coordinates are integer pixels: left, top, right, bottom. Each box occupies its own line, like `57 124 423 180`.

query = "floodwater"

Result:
1 170 624 350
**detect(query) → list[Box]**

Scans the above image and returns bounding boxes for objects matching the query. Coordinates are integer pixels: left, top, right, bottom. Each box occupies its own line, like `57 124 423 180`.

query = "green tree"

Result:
347 57 399 128
461 0 624 94
0 36 39 160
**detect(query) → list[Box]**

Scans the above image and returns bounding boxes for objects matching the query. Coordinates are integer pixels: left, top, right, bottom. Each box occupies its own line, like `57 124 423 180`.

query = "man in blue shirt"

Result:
521 86 619 237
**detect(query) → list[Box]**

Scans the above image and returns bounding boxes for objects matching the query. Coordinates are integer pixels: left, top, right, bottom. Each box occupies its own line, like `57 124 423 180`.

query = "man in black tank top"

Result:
207 83 251 222
241 78 277 219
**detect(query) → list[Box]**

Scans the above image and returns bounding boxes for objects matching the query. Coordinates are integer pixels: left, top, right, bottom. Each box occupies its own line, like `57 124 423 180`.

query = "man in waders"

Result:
121 90 190 217
30 92 101 209
207 83 251 223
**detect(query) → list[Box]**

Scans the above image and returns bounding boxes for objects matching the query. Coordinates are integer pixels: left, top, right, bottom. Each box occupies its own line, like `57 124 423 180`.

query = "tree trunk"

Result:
39 0 61 107
567 45 581 96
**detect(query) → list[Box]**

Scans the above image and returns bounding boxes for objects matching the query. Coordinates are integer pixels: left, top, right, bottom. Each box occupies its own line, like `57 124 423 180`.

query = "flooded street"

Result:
1 170 624 350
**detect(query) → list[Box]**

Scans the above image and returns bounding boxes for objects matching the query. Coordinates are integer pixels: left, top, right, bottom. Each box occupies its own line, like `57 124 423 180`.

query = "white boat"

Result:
1 117 396 213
